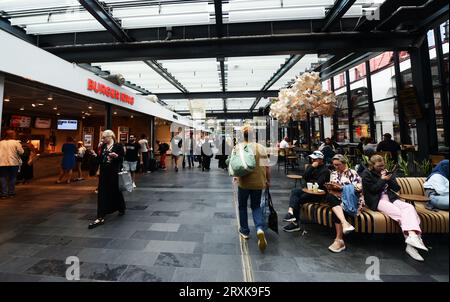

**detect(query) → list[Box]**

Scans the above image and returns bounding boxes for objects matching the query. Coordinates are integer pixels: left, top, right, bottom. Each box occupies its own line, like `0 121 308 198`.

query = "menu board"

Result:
10 115 31 128
34 117 52 129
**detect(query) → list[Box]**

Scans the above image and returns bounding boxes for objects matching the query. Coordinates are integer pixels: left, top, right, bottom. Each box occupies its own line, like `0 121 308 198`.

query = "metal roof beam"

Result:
143 60 188 94
44 32 420 62
157 90 278 100
79 0 132 42
0 16 36 44
249 54 304 112
321 0 357 32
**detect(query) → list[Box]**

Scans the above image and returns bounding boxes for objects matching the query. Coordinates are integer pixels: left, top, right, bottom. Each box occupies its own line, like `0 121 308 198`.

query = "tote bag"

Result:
227 144 256 177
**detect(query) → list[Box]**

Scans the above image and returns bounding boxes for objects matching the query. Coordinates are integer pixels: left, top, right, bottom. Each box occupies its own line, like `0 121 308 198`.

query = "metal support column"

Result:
331 79 339 139
150 116 155 151
393 51 411 144
105 103 112 130
345 70 354 142
0 73 4 135
434 26 449 146
365 61 376 140
410 38 439 160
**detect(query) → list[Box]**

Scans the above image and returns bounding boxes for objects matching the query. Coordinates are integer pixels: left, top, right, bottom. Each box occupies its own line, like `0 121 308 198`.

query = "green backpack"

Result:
227 143 256 177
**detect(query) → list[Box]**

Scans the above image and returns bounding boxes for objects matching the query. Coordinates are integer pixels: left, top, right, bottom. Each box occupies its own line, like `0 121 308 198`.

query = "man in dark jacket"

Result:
376 133 401 160
283 151 330 232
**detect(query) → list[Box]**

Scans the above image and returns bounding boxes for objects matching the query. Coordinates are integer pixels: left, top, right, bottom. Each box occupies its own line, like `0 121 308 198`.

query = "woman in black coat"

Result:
88 129 126 229
361 154 428 261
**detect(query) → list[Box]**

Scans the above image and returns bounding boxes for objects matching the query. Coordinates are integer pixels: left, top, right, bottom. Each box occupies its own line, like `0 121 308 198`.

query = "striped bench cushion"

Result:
300 177 448 234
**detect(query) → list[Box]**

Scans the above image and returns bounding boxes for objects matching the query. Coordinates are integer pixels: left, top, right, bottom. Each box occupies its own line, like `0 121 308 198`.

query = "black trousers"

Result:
202 155 211 170
288 189 324 222
141 152 149 173
326 194 342 224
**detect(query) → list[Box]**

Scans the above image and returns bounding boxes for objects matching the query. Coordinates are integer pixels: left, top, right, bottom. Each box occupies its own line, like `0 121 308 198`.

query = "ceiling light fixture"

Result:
4 98 10 102
56 113 60 116
20 106 24 111
53 106 57 110
38 103 44 106
48 94 53 100
130 115 134 118
32 103 36 107
88 105 93 109
114 111 117 115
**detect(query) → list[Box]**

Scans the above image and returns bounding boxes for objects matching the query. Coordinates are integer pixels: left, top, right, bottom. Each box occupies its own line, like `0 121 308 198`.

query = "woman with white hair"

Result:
89 130 126 229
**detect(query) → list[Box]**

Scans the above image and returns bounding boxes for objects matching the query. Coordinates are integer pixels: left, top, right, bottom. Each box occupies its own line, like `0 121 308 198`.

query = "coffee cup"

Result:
307 182 313 190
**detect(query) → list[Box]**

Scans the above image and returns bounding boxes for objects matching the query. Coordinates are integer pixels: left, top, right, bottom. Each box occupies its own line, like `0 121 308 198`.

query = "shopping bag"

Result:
260 189 278 234
118 170 133 192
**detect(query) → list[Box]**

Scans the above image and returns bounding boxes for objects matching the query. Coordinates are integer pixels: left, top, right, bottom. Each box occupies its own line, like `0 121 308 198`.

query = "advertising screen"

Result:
10 115 31 128
57 119 78 130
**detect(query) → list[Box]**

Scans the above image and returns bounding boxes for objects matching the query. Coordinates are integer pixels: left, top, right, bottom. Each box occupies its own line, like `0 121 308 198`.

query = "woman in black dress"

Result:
88 129 126 229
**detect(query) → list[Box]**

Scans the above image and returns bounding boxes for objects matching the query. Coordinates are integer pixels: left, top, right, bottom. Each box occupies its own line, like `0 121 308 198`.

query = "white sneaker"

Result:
328 239 346 253
405 235 429 252
343 223 355 235
132 182 137 188
256 229 267 252
406 245 424 262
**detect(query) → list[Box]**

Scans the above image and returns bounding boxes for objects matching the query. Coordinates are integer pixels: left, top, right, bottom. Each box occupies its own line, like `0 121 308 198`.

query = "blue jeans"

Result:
429 194 449 210
237 187 264 235
0 166 19 196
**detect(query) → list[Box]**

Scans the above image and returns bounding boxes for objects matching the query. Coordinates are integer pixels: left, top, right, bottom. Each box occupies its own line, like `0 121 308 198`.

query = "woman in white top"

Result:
423 160 449 210
325 154 363 253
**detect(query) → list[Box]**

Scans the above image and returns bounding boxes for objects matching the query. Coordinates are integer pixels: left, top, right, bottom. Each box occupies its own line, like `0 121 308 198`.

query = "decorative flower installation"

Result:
269 72 337 123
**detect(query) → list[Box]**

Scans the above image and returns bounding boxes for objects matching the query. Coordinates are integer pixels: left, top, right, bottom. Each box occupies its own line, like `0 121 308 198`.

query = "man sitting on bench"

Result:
283 151 330 232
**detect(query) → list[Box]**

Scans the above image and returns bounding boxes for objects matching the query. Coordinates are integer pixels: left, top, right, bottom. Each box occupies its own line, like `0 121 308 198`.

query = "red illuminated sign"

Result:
87 79 134 105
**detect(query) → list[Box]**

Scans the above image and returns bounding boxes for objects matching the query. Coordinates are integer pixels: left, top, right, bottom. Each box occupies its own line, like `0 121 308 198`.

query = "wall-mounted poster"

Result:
83 127 94 147
118 126 129 144
10 115 31 128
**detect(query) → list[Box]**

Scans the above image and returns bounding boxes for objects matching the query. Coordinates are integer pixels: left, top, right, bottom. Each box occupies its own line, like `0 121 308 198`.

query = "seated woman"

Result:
361 155 428 262
326 154 363 253
423 159 449 210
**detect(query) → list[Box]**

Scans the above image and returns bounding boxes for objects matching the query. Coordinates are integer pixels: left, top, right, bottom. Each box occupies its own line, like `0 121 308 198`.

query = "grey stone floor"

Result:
0 160 448 282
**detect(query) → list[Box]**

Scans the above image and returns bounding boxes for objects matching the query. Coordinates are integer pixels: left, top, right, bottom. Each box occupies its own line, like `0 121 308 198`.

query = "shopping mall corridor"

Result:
0 160 448 282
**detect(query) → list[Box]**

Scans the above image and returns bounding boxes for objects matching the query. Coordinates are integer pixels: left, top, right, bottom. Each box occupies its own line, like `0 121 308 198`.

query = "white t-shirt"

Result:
138 139 149 153
279 140 290 149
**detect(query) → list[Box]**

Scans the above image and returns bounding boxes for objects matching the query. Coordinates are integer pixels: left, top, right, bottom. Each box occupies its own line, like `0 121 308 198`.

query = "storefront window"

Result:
350 78 370 142
369 52 394 73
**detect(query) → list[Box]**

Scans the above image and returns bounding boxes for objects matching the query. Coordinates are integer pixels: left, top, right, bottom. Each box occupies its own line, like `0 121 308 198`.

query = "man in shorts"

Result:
123 135 141 188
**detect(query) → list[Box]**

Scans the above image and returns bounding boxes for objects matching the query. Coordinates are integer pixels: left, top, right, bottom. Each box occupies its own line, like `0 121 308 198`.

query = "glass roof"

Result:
227 55 290 91
0 0 386 35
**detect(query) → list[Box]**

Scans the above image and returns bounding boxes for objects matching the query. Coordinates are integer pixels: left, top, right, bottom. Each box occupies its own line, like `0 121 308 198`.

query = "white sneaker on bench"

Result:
405 235 428 252
343 223 355 235
406 245 424 262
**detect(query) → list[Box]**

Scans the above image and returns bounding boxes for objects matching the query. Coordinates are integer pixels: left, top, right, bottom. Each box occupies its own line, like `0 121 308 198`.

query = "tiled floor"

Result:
0 161 448 282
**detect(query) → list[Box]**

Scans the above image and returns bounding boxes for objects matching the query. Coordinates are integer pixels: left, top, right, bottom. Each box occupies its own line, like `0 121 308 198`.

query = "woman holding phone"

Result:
361 155 428 261
88 130 126 229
